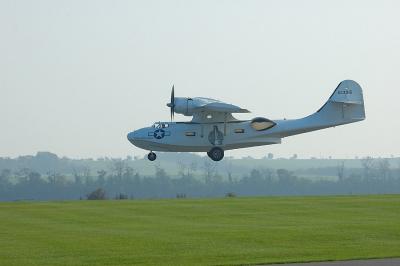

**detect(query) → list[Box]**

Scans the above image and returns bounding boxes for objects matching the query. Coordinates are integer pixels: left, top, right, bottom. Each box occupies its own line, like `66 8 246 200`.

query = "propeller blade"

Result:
170 85 175 121
171 85 174 105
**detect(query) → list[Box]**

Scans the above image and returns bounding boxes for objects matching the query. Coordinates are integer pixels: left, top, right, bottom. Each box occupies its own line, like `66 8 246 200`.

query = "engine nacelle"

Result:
173 97 195 116
167 95 250 118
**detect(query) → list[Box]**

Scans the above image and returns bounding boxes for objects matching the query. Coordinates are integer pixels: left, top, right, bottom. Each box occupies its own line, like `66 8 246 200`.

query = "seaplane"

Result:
127 80 365 161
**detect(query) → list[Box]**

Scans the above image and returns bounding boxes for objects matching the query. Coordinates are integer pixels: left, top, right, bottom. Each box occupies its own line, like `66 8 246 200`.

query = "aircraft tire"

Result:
147 152 157 161
208 147 224 161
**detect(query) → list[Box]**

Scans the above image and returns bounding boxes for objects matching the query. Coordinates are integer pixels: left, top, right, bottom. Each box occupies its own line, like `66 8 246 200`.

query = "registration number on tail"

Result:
338 89 352 94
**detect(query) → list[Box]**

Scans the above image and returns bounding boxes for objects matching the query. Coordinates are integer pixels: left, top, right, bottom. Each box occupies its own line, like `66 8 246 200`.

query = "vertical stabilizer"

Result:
317 80 365 122
278 80 366 138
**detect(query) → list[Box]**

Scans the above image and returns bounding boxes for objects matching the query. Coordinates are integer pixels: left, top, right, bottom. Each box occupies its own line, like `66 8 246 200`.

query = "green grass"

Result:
0 195 399 266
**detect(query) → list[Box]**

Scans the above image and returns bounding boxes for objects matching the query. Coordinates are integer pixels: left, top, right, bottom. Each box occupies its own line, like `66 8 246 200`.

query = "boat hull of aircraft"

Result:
128 121 282 152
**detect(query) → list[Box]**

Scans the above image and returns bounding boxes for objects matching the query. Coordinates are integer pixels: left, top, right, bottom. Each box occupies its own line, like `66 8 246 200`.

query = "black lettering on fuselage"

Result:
338 90 352 95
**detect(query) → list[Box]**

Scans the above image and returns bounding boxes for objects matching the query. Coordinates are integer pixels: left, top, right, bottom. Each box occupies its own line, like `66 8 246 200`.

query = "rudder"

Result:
329 80 364 105
317 80 365 123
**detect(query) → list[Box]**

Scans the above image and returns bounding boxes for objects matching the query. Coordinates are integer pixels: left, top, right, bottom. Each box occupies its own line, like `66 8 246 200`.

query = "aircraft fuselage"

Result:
127 120 281 152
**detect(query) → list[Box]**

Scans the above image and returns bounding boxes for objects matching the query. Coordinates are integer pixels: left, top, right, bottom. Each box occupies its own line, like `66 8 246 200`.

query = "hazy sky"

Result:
1 0 399 159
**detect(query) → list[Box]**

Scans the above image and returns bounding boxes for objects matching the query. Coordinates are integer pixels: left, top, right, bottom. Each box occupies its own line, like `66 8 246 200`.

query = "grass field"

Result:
0 195 399 266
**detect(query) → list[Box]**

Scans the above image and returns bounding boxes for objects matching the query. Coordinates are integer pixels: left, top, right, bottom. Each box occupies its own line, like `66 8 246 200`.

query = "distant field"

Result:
0 195 399 266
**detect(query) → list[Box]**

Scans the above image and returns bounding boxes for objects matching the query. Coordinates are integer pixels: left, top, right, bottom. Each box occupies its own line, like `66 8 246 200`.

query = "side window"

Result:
250 117 276 131
234 129 245 133
185 132 196 136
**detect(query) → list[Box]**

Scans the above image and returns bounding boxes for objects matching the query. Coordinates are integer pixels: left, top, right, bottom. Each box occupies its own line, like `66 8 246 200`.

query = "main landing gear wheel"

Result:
207 147 224 161
147 152 157 161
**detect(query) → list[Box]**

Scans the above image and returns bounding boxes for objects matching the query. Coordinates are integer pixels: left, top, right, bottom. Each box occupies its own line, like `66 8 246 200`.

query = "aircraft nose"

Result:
127 131 136 143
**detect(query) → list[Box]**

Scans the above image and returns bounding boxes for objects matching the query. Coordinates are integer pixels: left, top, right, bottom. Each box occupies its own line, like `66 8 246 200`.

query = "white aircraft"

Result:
128 80 365 161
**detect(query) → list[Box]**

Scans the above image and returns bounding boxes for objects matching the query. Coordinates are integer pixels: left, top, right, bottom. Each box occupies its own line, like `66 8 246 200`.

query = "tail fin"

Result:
277 80 365 138
317 80 365 123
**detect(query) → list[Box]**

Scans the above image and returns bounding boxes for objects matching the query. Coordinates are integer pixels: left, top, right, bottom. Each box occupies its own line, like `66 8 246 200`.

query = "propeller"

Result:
166 85 175 121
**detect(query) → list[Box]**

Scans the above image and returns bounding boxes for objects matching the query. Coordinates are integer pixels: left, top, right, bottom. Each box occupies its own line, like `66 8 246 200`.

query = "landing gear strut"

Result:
207 147 224 161
147 152 157 161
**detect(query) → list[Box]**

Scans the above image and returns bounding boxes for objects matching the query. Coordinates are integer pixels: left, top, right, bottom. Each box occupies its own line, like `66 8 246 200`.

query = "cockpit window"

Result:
153 122 169 128
250 117 276 131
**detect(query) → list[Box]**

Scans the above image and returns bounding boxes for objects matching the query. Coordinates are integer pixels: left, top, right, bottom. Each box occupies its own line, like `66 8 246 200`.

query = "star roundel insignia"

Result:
153 129 165 139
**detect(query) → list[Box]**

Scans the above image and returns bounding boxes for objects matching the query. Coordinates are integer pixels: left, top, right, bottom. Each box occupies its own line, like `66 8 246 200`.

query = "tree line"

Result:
1 156 399 201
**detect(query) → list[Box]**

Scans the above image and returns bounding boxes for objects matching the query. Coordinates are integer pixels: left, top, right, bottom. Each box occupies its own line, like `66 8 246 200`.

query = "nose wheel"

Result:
147 152 157 161
207 147 224 161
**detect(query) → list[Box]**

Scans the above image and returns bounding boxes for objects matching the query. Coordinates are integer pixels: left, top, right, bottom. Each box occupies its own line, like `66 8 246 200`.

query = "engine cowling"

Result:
173 97 195 116
167 94 250 118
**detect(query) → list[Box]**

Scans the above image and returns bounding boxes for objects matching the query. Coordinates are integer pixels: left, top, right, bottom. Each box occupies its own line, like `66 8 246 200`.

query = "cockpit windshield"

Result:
153 122 169 129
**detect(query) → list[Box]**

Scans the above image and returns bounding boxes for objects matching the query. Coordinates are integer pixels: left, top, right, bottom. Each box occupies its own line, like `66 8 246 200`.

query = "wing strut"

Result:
224 112 227 136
